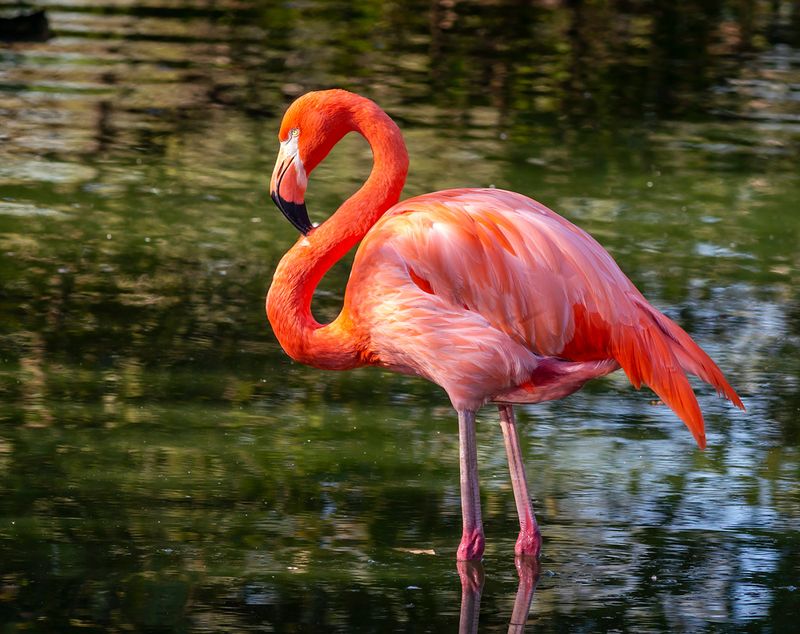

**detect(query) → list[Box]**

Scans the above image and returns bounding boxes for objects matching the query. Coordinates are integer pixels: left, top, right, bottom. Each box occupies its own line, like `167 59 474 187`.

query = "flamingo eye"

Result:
281 128 300 144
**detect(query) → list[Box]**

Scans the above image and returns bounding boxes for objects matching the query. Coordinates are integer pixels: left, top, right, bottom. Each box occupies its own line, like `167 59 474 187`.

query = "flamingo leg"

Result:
457 409 485 561
498 404 541 558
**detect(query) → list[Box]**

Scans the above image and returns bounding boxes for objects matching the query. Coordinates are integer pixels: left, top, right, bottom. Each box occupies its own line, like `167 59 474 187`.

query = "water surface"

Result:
1 1 799 631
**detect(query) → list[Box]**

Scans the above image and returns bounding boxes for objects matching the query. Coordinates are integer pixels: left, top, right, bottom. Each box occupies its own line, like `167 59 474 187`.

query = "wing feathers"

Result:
612 299 744 449
612 315 706 448
638 301 745 409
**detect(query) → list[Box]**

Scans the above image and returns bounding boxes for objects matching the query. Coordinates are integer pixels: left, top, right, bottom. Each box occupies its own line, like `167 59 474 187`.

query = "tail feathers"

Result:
641 303 745 410
612 300 744 450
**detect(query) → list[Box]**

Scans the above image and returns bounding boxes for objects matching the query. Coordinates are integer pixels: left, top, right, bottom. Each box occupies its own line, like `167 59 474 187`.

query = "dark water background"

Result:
0 0 799 631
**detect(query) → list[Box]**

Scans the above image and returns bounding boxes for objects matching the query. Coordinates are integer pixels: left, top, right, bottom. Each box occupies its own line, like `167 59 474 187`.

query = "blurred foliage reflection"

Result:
0 0 799 631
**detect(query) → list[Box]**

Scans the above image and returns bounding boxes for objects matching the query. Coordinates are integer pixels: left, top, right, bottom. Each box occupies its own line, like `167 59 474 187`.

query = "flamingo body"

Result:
349 189 620 406
346 187 741 446
265 89 744 561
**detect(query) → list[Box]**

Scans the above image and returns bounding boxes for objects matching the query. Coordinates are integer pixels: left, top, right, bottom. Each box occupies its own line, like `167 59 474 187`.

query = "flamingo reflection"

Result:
457 556 540 633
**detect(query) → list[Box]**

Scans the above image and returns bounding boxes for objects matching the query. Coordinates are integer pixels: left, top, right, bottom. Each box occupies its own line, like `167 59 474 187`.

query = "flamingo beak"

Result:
270 139 312 235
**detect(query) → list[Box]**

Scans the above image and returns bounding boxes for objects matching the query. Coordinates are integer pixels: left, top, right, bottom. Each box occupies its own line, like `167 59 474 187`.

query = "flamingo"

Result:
266 89 744 561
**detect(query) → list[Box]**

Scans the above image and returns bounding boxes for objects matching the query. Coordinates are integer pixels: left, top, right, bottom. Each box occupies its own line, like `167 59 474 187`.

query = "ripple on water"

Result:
0 159 96 184
0 201 67 217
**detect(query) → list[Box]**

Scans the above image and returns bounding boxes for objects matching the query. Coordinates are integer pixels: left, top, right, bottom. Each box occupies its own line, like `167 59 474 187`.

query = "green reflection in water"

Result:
0 0 799 631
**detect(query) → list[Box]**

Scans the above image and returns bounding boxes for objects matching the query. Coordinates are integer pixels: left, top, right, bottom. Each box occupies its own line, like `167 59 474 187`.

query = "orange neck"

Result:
266 100 409 370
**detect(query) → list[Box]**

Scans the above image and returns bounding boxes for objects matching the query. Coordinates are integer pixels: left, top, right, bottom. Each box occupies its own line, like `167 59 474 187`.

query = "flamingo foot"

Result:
457 529 485 561
514 526 541 558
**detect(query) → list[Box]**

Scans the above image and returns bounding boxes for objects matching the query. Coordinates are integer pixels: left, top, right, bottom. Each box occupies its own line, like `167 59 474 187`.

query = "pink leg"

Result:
498 405 541 558
457 409 485 561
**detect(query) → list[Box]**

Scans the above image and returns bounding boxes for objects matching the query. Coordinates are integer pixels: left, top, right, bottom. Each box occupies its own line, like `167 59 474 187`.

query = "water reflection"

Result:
458 561 485 633
0 0 799 631
457 558 539 634
509 558 539 634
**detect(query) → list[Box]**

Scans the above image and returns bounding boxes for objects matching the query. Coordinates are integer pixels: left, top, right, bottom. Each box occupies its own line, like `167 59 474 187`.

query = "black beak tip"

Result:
271 191 313 235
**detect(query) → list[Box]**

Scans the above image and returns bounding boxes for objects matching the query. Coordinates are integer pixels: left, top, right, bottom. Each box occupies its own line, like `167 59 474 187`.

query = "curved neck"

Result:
267 104 409 370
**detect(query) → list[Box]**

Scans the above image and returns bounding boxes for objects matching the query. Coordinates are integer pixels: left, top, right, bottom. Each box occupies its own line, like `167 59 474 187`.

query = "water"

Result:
0 1 799 631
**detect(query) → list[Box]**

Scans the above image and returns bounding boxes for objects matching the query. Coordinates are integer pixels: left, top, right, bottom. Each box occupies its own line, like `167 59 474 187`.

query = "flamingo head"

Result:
270 90 362 235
